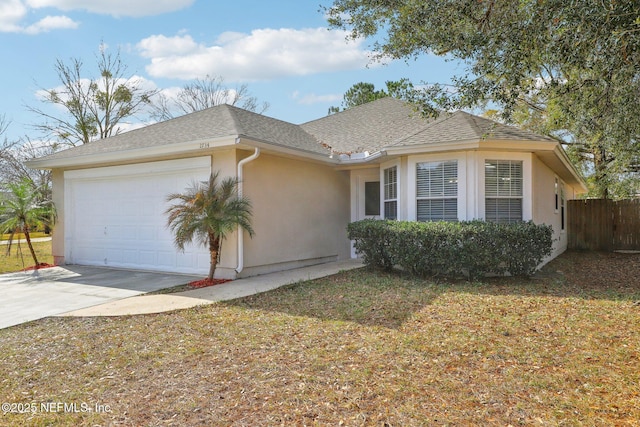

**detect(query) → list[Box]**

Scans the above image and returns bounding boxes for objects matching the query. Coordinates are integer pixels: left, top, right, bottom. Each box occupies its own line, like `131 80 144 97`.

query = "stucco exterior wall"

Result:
210 149 239 276
240 152 351 276
51 169 65 266
532 155 571 259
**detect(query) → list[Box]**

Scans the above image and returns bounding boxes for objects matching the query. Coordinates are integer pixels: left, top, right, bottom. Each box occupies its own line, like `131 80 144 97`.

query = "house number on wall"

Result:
199 142 210 149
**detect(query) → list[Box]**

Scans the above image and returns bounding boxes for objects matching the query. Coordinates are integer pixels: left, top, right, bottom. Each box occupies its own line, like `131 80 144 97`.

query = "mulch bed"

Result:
187 278 232 289
19 263 57 272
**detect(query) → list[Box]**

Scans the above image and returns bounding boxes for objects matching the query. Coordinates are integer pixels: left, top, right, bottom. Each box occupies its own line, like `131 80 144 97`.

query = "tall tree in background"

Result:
151 75 269 121
329 79 415 114
327 0 640 198
28 44 158 147
0 136 54 203
0 115 52 198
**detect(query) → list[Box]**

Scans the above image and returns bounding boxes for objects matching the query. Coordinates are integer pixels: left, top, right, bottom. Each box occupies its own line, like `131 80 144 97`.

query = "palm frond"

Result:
165 171 254 278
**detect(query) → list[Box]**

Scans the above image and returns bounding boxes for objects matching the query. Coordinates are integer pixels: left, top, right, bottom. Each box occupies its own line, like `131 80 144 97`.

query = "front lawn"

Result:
0 251 638 426
0 241 53 274
0 232 50 241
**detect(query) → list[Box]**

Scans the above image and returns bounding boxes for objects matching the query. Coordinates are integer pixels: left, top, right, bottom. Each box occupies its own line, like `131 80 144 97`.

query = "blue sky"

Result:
0 0 464 143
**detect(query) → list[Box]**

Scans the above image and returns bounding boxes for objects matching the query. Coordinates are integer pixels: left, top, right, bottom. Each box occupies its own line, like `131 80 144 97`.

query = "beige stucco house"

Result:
27 98 587 278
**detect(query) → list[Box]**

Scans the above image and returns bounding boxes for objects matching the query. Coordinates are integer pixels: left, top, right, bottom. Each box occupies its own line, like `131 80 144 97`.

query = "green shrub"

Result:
347 219 395 270
347 219 553 279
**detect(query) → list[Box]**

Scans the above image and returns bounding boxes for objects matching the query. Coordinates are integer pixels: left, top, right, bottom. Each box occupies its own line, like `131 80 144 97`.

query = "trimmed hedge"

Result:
347 219 553 279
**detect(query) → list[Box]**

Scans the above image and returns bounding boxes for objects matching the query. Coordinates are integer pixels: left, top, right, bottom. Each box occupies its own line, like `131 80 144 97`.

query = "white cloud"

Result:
24 15 78 34
0 0 78 34
0 0 192 34
26 0 194 17
137 34 202 58
0 0 29 32
137 28 375 81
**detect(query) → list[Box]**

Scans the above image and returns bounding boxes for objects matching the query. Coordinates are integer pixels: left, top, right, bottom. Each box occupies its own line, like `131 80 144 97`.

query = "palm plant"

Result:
165 172 254 280
0 179 56 267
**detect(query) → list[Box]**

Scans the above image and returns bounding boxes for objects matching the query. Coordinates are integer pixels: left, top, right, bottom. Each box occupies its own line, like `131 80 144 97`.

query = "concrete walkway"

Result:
0 237 52 245
61 259 364 317
0 265 201 329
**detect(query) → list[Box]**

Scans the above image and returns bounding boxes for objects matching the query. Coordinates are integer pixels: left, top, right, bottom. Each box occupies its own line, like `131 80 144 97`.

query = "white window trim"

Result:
554 176 559 214
407 153 467 221
350 169 381 223
478 152 532 222
560 180 566 233
381 159 401 220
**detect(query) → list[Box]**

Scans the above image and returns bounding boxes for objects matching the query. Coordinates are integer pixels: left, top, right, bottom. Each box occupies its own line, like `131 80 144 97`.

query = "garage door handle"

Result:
104 226 107 235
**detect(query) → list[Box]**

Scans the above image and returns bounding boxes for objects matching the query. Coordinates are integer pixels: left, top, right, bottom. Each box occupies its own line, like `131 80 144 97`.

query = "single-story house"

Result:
27 97 587 278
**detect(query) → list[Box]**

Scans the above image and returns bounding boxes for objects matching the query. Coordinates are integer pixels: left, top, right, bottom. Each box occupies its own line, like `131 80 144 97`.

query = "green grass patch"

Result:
0 240 53 273
0 252 638 425
0 232 50 241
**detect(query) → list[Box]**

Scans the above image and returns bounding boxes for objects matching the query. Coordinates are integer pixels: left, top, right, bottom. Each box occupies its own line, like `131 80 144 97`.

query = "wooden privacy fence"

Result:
568 199 640 251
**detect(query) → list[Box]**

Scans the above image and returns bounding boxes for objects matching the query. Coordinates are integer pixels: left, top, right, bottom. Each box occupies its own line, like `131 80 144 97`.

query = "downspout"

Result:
236 146 260 274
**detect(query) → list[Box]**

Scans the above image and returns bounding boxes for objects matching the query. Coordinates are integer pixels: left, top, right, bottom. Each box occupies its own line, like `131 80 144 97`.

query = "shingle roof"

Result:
34 104 329 163
32 97 558 165
391 110 558 147
229 106 328 155
300 97 433 154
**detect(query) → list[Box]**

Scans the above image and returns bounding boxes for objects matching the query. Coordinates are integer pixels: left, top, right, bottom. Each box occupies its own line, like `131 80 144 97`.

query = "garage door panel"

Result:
73 244 104 265
65 157 211 274
139 251 156 266
138 226 156 241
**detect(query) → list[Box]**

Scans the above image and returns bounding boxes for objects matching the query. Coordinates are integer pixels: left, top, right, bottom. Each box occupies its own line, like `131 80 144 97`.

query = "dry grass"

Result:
0 241 53 274
0 251 639 426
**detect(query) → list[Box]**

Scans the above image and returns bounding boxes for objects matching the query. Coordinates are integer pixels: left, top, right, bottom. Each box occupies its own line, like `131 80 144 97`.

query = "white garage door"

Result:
64 157 212 275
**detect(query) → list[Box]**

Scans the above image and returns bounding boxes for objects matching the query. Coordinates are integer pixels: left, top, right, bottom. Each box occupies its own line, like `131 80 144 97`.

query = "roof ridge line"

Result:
386 109 457 147
300 96 401 126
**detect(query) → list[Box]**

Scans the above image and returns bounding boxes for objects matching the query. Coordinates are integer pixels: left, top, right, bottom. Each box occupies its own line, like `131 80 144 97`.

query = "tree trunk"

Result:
23 226 40 266
208 234 221 280
592 143 610 199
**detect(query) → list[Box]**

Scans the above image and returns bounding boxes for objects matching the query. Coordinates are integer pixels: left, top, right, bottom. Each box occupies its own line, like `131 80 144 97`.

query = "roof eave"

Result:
25 136 238 170
385 138 587 191
236 137 337 164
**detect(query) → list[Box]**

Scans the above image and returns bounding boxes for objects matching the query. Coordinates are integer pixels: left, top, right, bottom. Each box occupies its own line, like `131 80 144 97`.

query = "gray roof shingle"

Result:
301 97 433 154
34 104 328 163
32 97 558 165
391 110 557 147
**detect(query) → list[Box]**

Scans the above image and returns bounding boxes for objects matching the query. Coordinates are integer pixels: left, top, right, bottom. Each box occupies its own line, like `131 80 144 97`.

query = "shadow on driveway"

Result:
0 265 201 329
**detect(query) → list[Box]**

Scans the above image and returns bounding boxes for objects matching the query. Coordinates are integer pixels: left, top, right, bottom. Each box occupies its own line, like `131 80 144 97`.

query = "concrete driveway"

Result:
0 265 200 329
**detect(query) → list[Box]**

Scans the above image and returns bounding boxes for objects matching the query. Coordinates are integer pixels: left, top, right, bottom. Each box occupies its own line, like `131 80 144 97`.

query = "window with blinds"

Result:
416 160 458 221
485 160 523 223
383 166 398 220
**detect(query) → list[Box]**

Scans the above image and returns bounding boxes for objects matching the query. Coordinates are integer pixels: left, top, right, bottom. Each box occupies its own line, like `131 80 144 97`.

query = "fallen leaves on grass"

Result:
0 251 638 426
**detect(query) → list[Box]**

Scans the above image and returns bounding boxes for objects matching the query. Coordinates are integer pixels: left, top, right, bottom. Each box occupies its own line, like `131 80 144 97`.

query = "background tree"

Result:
28 44 158 147
165 172 254 281
0 116 53 201
151 75 269 121
0 179 56 268
327 0 640 198
328 78 415 114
